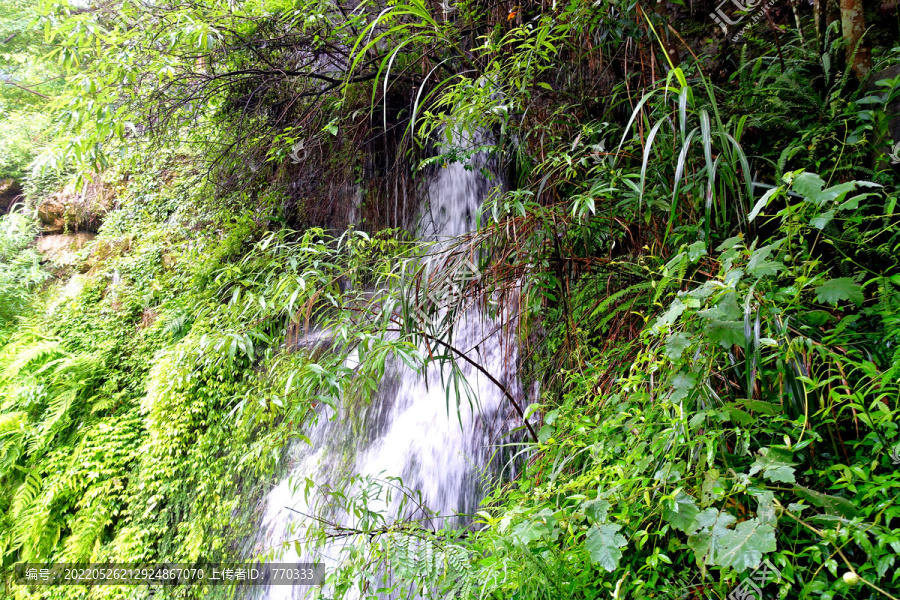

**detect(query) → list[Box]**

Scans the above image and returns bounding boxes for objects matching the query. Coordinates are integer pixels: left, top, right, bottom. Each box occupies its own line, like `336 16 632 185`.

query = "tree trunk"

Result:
840 0 871 79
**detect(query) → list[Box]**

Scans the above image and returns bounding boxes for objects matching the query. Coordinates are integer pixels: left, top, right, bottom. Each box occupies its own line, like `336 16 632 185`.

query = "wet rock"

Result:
81 235 134 273
0 179 23 214
36 177 115 233
36 233 96 266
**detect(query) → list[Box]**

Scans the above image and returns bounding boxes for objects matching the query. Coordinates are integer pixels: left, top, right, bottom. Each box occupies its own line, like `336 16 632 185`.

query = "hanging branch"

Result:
384 326 538 442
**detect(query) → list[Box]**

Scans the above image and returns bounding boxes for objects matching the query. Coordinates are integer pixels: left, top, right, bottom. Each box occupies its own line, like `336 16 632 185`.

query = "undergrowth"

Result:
1 0 899 599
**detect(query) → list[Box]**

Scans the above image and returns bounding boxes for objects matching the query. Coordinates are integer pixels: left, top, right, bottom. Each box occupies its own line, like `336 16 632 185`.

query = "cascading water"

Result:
253 137 524 599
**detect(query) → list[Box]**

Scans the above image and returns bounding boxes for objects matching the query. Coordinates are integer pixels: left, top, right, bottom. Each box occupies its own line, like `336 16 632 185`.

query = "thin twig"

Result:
1 80 51 99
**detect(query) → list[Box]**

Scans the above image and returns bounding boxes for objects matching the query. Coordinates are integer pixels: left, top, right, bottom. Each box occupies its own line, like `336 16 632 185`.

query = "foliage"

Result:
289 45 900 600
1 1 900 600
0 0 64 180
0 209 47 333
0 160 427 598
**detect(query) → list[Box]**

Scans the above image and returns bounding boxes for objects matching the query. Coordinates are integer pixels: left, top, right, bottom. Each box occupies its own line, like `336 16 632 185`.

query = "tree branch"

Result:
1 80 51 99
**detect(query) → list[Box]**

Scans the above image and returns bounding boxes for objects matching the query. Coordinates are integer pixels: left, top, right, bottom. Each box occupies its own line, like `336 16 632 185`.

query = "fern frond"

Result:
62 502 113 561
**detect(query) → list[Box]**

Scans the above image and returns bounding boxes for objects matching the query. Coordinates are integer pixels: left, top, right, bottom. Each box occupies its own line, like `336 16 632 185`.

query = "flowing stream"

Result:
253 143 523 599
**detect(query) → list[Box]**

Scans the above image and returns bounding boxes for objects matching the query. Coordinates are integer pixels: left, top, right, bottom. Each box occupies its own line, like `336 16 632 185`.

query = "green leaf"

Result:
583 499 610 524
697 291 742 321
743 400 779 415
662 490 700 532
793 173 859 206
721 404 754 426
792 486 859 518
749 448 796 483
803 310 834 326
653 298 687 332
537 424 554 444
687 240 707 262
816 181 857 205
838 194 864 211
764 465 796 483
755 491 777 527
523 403 541 420
716 235 744 251
512 508 556 544
585 523 627 572
815 278 864 306
747 242 784 277
810 209 835 230
714 519 776 572
706 320 744 348
687 508 736 566
665 332 692 359
792 172 825 200
748 186 781 222
670 372 697 402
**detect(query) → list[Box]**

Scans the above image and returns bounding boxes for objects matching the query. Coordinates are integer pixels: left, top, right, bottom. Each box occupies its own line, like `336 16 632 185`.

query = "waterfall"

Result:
253 135 522 598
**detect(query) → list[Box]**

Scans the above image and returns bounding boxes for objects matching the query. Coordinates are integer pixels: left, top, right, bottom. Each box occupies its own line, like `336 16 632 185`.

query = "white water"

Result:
253 137 523 599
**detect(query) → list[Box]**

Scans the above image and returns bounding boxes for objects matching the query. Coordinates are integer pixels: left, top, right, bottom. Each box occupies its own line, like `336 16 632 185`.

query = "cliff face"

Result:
35 232 96 266
36 178 114 234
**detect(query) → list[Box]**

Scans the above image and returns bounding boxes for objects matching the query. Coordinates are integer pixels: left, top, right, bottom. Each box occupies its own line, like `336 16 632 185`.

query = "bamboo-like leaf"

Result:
678 87 690 141
699 109 713 189
614 89 660 164
719 131 754 210
671 127 698 212
748 186 782 222
639 119 666 206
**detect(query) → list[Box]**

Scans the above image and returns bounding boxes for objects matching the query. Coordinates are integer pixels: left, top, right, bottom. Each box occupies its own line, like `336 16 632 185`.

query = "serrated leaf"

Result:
838 194 864 211
706 320 744 348
815 278 864 306
810 209 835 230
670 372 697 402
747 241 784 277
665 332 692 359
662 490 700 532
512 508 556 544
749 448 796 483
755 491 777 526
585 523 627 572
653 298 686 332
687 508 736 567
722 405 754 426
583 499 610 524
816 181 857 204
698 292 741 321
716 235 744 251
714 519 776 572
764 465 796 483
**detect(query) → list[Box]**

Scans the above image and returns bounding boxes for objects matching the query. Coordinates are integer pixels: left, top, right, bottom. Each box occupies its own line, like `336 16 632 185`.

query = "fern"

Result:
0 410 27 475
62 501 113 561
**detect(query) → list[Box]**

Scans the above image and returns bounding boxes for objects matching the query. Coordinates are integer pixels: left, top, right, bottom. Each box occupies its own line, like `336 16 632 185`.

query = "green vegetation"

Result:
1 0 899 599
0 0 63 181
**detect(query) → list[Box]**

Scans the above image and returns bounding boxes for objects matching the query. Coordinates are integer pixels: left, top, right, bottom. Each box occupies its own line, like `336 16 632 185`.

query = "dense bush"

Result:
1 0 899 599
0 210 47 333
